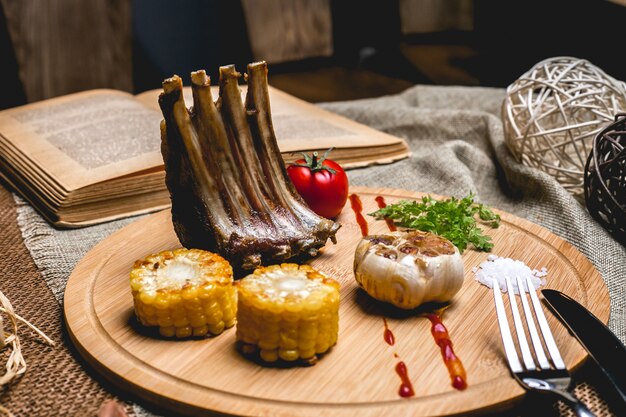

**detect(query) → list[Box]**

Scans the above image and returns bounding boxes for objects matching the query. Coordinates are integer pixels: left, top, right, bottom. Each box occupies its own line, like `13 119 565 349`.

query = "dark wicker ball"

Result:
584 114 626 245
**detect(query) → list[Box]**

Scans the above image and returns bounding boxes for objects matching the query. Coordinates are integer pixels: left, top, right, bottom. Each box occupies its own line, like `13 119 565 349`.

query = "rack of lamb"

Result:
158 61 340 271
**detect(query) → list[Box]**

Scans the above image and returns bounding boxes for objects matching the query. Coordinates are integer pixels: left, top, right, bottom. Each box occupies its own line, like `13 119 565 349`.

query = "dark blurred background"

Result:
2 0 626 110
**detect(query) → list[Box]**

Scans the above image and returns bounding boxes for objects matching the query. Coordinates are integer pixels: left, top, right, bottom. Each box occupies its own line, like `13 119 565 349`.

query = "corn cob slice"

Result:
130 248 236 338
236 263 340 365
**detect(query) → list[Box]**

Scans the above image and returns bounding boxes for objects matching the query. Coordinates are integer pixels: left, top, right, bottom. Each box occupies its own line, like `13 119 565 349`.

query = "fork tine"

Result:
525 276 566 370
505 276 536 370
492 279 523 373
515 275 551 370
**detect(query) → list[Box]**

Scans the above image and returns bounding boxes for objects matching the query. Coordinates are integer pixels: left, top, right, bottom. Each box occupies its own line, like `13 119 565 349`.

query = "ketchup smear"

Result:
383 317 395 346
395 361 415 397
425 313 467 390
383 318 414 397
374 196 397 231
349 194 368 236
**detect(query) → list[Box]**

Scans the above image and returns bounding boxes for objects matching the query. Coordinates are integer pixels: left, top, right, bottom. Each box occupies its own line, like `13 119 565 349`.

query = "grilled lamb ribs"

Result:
158 61 339 272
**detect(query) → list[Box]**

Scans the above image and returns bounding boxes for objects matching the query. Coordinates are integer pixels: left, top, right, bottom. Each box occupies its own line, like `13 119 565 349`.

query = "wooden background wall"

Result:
1 0 476 106
1 0 132 103
241 0 333 64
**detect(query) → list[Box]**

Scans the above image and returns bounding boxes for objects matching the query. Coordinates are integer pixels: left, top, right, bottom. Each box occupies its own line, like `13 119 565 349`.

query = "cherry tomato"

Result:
287 149 349 219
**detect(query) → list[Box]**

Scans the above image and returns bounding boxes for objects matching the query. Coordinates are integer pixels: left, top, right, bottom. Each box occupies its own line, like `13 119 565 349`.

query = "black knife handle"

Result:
542 289 626 405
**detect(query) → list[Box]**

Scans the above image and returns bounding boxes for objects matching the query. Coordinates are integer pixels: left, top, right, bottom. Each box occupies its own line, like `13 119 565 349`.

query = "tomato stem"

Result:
292 148 337 174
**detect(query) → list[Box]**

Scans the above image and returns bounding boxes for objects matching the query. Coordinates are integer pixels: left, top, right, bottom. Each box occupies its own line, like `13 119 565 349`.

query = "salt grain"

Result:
473 255 547 294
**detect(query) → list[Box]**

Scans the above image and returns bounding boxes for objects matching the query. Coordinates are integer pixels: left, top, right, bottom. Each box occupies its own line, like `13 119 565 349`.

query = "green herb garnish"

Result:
369 193 500 252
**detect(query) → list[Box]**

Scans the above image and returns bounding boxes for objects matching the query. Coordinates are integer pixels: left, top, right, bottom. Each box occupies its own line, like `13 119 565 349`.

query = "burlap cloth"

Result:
1 85 625 416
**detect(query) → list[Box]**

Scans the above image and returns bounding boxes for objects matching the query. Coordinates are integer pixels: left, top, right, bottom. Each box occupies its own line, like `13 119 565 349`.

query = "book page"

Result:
0 90 163 191
136 85 408 154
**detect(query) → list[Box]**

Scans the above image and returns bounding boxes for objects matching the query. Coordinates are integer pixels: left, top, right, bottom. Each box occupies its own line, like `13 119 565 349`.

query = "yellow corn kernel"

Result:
278 348 299 361
236 264 340 365
208 322 225 335
193 325 209 337
130 248 237 338
260 349 279 362
157 317 174 328
160 326 175 337
299 347 316 359
176 326 192 338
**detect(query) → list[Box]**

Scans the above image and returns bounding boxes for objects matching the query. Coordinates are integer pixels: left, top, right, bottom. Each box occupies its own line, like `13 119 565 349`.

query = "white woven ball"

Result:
502 57 626 196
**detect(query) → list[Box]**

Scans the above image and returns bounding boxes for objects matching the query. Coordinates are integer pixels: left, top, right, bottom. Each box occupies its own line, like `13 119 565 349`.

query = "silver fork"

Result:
492 275 595 417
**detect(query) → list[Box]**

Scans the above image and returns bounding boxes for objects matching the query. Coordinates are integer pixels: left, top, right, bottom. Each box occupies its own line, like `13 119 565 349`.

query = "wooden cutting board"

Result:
64 186 609 416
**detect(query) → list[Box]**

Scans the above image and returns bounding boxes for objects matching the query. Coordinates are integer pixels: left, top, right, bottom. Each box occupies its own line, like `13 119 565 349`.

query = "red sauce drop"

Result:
452 376 467 390
395 361 415 398
349 194 368 236
374 196 397 231
383 318 395 346
425 313 467 390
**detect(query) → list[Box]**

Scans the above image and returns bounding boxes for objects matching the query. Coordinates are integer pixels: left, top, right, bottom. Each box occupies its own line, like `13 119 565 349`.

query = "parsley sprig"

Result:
369 193 500 252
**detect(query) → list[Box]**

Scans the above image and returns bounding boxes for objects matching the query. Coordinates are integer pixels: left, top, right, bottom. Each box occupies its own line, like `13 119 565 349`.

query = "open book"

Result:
0 86 410 228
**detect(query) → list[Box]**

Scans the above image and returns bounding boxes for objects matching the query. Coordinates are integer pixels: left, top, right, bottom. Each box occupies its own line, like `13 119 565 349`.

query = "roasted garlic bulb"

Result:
354 231 464 309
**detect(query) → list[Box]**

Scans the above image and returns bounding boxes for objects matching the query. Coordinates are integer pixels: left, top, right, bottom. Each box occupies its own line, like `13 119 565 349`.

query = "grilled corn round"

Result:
130 248 236 338
236 263 340 365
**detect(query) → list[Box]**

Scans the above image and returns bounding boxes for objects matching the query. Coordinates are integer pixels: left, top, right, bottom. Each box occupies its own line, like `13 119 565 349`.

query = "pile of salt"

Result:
472 255 547 294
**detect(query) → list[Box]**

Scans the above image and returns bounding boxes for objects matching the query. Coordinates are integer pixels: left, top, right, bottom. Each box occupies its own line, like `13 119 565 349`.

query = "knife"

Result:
542 289 626 404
